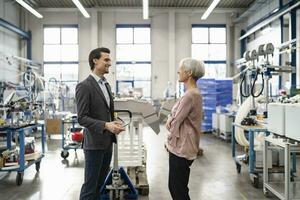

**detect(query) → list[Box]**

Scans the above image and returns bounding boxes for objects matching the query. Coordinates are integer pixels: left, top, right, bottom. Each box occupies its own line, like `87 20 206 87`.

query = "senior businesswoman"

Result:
166 58 205 200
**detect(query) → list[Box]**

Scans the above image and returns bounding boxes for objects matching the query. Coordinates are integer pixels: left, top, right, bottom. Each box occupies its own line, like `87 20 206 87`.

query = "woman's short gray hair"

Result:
180 58 205 80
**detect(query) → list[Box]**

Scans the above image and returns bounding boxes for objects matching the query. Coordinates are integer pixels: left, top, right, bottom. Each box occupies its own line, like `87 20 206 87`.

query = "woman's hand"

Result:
166 116 172 131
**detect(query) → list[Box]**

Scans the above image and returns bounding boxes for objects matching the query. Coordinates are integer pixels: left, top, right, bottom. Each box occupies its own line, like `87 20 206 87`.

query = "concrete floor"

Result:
1 125 296 200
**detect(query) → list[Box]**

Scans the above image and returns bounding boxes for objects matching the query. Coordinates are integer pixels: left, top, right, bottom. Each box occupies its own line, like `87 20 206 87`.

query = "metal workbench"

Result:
263 135 300 200
232 123 285 187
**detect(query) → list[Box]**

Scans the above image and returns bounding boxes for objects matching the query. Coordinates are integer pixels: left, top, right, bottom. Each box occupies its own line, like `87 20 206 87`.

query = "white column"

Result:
78 12 91 81
168 10 176 92
101 12 116 90
296 9 300 88
90 9 98 49
226 13 233 77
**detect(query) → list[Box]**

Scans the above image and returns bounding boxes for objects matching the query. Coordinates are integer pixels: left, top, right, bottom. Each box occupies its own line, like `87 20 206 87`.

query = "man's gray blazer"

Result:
76 75 116 150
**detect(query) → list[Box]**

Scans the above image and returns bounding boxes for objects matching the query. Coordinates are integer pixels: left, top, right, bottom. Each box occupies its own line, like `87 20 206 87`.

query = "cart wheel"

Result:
16 172 24 186
252 175 259 188
139 186 149 196
236 163 241 174
290 172 295 182
61 150 69 159
263 188 269 197
36 161 41 172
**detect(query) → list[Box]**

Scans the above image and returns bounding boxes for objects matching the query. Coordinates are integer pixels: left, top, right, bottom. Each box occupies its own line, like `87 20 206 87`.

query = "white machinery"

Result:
285 103 300 141
267 103 286 136
263 101 300 200
114 99 159 168
158 98 177 123
115 99 160 134
219 113 234 141
267 100 300 141
212 113 220 137
100 99 160 198
212 113 233 140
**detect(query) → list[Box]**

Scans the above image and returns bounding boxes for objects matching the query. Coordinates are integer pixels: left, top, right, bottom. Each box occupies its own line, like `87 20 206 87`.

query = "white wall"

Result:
239 1 300 92
239 2 284 94
297 9 300 88
152 13 169 98
28 8 239 98
247 20 281 64
0 0 21 82
247 0 279 25
245 0 281 60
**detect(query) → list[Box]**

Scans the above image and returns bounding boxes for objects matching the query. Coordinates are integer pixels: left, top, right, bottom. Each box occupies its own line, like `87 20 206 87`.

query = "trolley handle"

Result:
114 110 132 127
114 109 132 119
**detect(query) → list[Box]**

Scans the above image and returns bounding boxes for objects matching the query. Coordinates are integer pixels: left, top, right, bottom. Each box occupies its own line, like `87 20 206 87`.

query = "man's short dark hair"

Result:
88 47 110 70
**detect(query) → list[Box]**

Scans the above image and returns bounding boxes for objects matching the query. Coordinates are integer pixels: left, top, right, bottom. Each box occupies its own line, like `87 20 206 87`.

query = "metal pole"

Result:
41 124 45 153
232 124 236 157
264 74 269 115
19 129 25 171
263 139 268 188
284 143 290 200
249 131 255 173
113 136 119 171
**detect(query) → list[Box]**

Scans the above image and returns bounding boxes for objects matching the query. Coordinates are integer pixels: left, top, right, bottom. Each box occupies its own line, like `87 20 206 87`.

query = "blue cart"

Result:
0 123 45 185
60 116 82 159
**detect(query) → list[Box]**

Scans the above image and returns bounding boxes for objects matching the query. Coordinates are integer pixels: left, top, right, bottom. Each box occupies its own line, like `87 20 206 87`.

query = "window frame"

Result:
116 24 151 97
191 24 227 78
43 25 79 83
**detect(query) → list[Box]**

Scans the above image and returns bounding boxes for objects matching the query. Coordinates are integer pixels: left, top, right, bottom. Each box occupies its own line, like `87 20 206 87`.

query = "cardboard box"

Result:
25 152 42 161
46 119 62 135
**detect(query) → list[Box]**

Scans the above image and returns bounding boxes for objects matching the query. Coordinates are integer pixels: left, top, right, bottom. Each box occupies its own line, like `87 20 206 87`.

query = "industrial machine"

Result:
0 54 46 185
233 42 295 187
235 42 294 147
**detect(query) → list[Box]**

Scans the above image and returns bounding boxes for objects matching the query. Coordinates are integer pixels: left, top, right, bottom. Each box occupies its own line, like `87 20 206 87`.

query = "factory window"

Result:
43 25 78 98
191 25 226 78
116 25 151 98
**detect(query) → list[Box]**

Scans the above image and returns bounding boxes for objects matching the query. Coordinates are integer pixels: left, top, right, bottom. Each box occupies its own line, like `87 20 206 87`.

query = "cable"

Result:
22 70 36 92
251 69 264 98
240 72 250 98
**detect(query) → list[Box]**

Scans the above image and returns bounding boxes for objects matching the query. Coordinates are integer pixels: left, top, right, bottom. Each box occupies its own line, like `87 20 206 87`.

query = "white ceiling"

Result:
25 0 255 9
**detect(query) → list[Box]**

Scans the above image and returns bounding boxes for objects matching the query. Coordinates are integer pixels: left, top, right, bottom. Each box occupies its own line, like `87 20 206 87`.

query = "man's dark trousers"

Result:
79 146 112 200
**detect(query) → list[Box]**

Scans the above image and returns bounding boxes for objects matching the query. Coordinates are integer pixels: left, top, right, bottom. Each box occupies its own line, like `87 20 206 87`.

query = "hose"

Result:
251 70 264 98
240 72 250 98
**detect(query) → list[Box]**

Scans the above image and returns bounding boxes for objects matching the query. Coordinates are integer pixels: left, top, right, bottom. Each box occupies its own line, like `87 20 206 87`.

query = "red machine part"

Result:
71 130 83 142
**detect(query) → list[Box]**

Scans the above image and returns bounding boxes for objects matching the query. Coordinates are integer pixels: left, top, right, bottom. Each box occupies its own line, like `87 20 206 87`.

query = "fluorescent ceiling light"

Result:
143 0 149 20
72 0 90 18
201 0 220 20
16 0 43 18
